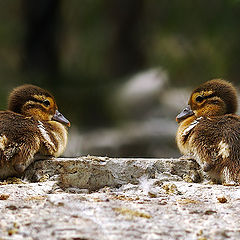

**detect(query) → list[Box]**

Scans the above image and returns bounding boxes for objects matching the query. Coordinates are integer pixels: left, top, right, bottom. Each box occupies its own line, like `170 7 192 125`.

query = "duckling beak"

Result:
176 105 194 123
52 110 71 127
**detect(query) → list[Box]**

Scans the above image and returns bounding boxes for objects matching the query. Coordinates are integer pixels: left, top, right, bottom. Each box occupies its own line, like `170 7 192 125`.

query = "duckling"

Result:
0 84 70 179
176 79 240 184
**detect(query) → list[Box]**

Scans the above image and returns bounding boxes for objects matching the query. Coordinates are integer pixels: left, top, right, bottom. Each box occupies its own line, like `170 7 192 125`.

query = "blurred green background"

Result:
1 0 240 157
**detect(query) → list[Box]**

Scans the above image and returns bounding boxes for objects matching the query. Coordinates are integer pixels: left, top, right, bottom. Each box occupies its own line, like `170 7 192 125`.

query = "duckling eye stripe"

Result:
37 121 55 149
25 103 47 112
30 98 43 103
202 93 215 99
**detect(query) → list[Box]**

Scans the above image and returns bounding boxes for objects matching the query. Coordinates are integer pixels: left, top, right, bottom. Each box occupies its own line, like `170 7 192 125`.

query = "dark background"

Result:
1 0 240 157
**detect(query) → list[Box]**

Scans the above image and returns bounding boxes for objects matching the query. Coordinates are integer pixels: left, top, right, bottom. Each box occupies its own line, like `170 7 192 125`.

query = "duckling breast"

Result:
37 120 68 157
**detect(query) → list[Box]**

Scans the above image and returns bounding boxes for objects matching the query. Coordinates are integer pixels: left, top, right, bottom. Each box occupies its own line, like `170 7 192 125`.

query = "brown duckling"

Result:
0 84 70 179
176 79 240 184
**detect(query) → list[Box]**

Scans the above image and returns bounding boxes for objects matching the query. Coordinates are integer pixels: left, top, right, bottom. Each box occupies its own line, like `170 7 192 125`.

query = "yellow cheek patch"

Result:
23 96 56 121
24 107 52 121
195 104 221 116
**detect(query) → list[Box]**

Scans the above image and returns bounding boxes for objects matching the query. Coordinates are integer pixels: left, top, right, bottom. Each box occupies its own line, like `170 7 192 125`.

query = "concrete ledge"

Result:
25 156 202 190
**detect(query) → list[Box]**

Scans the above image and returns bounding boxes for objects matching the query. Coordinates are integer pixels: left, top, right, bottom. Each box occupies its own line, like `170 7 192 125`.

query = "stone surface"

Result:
0 157 240 240
24 156 202 190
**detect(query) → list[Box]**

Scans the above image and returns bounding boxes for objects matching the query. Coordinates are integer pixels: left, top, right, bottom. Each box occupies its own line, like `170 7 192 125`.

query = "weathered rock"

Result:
1 157 239 240
24 156 202 190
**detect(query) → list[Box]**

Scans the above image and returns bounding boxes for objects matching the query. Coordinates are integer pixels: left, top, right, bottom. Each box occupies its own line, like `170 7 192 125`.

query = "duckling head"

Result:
177 79 238 122
8 84 70 127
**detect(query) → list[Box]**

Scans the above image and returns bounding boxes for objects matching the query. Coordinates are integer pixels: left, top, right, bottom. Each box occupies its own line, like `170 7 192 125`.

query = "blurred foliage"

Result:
0 0 240 128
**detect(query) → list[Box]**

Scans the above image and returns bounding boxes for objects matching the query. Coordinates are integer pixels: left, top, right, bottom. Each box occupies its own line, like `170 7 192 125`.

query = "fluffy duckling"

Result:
0 84 70 179
176 79 240 184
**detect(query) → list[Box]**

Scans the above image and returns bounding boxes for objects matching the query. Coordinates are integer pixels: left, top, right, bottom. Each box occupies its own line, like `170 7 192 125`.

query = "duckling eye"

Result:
43 99 50 107
196 96 204 103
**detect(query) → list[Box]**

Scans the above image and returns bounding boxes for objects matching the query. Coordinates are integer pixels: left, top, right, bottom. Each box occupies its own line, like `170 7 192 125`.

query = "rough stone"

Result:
24 156 202 190
1 157 239 240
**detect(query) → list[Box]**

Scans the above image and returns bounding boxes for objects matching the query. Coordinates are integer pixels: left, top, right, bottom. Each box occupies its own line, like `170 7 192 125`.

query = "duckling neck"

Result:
179 115 203 138
38 120 68 157
176 115 202 155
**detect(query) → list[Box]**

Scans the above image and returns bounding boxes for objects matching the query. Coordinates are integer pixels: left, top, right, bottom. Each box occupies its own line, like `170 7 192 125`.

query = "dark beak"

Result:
176 105 194 123
52 110 71 127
